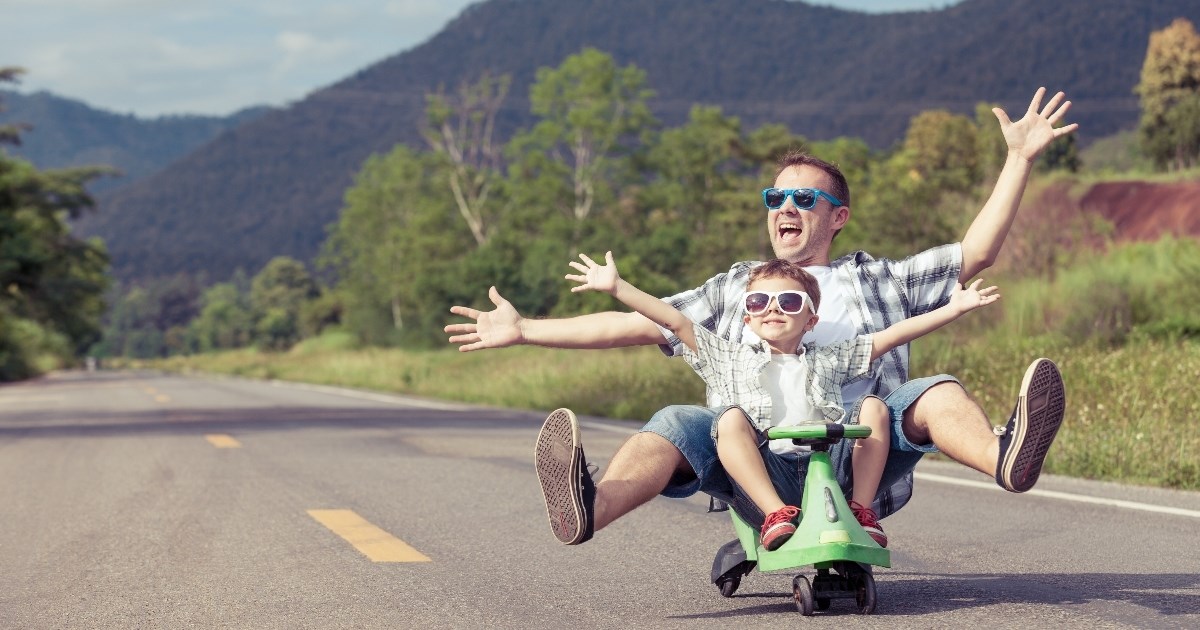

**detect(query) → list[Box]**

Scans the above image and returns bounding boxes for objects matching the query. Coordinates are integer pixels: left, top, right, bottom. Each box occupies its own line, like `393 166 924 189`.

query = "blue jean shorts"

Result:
640 374 959 527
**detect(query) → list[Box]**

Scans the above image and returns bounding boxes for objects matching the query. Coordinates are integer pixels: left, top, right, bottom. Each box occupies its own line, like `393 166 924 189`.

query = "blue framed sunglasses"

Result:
762 187 843 211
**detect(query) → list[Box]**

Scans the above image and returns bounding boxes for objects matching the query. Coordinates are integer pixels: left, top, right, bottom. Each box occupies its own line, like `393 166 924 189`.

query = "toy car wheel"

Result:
815 596 831 611
717 576 740 598
792 575 815 616
853 571 876 614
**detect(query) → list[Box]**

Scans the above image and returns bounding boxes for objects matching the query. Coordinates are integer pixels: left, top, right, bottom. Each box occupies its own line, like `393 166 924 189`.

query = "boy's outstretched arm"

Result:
567 251 698 353
869 279 1000 361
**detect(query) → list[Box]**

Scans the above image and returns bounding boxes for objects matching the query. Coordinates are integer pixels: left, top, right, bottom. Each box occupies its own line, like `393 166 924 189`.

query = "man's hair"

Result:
775 151 851 209
748 259 822 311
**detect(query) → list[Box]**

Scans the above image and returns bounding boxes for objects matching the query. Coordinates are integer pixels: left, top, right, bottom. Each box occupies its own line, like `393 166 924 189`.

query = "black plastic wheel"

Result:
815 596 831 611
793 575 815 616
853 571 877 614
717 576 740 598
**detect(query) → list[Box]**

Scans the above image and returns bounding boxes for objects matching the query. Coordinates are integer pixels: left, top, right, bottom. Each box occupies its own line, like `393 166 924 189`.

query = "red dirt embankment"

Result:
1080 180 1200 242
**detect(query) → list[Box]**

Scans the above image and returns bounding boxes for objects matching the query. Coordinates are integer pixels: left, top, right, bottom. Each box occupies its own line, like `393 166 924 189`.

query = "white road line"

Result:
581 419 1200 520
267 380 473 411
913 472 1200 519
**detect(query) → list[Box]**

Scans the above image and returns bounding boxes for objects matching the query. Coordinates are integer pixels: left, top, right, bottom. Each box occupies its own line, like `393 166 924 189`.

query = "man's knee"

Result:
624 430 692 476
901 380 979 441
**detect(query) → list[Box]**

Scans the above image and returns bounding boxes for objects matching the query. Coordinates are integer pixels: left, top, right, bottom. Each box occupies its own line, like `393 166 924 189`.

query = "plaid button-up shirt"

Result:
659 243 963 516
681 324 874 430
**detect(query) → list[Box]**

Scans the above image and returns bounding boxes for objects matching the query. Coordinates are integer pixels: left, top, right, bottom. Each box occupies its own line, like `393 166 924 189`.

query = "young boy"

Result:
567 251 999 550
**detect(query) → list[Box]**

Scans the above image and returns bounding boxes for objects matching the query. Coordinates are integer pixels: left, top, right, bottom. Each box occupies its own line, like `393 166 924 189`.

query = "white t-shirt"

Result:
760 352 821 455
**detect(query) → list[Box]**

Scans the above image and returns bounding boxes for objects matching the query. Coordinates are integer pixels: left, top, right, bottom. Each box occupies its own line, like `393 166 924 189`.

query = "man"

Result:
446 88 1077 546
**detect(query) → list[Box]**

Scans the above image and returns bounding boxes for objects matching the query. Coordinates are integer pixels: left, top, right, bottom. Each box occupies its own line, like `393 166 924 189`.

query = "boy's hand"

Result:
566 251 619 295
993 87 1079 163
951 279 1000 314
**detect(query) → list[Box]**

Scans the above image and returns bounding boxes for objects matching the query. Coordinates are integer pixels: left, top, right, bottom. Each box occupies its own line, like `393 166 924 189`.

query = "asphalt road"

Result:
1 370 1197 629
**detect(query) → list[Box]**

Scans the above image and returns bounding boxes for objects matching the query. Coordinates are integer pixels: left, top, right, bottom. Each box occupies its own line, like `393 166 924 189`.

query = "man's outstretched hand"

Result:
445 286 524 352
993 87 1080 163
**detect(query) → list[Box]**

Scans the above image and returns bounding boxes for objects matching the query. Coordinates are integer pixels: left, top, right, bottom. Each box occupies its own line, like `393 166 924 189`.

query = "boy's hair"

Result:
748 259 822 311
775 150 851 209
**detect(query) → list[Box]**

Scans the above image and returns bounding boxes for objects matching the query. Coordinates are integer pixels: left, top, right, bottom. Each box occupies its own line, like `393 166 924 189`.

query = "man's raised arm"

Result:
445 286 666 352
959 87 1079 282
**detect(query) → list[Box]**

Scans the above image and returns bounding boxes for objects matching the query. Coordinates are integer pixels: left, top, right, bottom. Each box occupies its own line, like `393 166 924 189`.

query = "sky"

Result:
3 0 960 119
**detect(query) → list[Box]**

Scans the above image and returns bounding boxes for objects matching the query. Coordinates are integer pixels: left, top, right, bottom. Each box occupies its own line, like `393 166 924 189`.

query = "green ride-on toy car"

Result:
710 423 890 615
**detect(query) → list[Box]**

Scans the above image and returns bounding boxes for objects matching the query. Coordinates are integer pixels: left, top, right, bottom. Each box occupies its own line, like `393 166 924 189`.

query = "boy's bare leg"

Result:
592 431 690 531
714 408 786 514
851 397 891 508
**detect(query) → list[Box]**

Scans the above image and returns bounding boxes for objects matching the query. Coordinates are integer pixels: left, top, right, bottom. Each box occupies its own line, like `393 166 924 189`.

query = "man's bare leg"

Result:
900 359 1066 492
536 407 704 545
593 431 692 531
900 381 998 475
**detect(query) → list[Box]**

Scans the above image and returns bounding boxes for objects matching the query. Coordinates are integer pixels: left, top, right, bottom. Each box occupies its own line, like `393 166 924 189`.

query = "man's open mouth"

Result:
778 222 802 240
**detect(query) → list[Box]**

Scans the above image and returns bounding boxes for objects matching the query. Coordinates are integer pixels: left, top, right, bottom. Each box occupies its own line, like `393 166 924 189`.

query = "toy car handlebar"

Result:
765 423 872 442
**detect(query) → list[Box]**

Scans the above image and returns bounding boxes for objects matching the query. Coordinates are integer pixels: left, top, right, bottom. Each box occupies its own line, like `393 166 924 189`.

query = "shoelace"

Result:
849 501 880 527
763 505 800 529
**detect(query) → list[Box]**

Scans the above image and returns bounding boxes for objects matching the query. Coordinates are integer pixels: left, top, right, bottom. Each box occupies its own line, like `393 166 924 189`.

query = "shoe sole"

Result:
998 359 1066 492
534 408 585 544
761 525 795 552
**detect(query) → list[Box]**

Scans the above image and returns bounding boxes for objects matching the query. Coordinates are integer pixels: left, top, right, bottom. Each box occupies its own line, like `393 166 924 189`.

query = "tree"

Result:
0 67 30 145
189 281 254 351
510 48 657 254
635 106 755 292
422 72 511 247
322 146 471 345
0 150 111 363
1136 18 1200 170
854 110 981 258
249 256 318 350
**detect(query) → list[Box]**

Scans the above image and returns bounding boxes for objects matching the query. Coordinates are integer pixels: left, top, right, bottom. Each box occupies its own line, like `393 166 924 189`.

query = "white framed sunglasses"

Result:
743 290 812 315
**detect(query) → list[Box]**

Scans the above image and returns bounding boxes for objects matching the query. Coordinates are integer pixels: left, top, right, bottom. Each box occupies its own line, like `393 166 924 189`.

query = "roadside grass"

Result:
152 333 1199 491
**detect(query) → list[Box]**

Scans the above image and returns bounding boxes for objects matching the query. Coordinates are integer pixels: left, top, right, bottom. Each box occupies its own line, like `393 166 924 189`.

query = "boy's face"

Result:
742 276 818 351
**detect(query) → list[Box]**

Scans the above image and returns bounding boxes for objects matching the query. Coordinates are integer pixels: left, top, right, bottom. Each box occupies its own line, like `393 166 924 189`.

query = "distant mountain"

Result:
0 89 270 194
72 0 1200 282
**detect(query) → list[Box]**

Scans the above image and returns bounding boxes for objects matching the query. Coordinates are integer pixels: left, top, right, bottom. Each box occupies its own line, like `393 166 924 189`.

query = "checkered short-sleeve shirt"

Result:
680 324 874 430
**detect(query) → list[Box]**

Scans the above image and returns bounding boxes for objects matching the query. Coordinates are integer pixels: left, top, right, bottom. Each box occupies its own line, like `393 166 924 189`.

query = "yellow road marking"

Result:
205 434 242 448
307 509 431 563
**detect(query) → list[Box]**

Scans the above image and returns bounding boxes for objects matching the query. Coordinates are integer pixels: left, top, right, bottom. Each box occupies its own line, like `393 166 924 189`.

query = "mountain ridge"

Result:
67 0 1200 281
0 89 269 194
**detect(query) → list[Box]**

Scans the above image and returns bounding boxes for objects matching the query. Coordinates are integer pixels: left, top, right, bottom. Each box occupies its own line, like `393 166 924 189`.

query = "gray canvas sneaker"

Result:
995 358 1067 492
534 408 595 544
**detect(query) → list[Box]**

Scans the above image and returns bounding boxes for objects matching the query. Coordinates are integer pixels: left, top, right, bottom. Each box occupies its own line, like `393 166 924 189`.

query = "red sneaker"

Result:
760 505 801 551
849 500 888 548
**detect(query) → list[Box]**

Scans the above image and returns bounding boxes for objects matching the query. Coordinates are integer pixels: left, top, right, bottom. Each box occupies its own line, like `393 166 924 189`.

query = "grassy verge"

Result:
147 332 1199 491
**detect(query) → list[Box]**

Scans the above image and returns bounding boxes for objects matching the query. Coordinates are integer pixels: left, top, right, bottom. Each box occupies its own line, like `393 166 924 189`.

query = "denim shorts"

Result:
639 374 959 526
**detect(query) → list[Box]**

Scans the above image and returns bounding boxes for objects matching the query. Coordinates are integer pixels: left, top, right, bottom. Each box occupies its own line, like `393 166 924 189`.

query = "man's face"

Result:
767 165 849 266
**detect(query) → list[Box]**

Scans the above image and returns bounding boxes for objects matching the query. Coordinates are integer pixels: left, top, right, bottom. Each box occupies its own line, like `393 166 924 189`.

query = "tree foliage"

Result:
1136 17 1200 170
1 71 111 378
423 72 511 247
